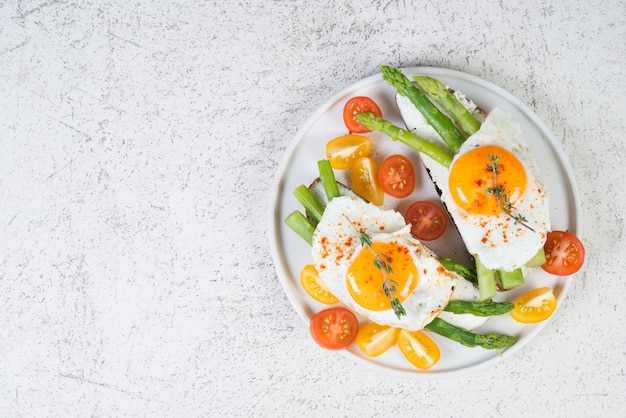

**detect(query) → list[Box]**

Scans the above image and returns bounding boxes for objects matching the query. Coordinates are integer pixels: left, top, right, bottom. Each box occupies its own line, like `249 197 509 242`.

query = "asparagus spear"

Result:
413 76 481 137
286 160 340 245
424 317 517 349
444 300 514 316
284 210 315 245
293 184 325 224
317 159 340 201
380 66 465 154
476 255 497 301
355 112 453 167
498 268 525 290
438 258 477 285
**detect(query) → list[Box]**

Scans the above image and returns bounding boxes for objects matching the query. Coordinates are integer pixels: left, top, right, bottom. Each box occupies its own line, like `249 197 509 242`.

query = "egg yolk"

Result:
346 241 418 311
448 145 527 216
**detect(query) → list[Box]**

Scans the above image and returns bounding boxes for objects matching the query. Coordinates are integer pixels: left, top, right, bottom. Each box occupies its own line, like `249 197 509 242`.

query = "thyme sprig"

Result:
346 216 406 319
485 154 535 232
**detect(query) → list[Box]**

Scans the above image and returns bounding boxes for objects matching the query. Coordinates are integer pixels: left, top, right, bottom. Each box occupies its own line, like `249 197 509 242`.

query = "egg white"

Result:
311 196 481 331
397 94 550 271
437 275 489 330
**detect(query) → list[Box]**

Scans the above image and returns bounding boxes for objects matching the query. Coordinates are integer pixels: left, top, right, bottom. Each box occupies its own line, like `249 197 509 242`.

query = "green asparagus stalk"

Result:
293 184 325 224
413 76 481 137
444 300 514 316
284 210 315 245
438 258 477 284
380 66 465 154
317 159 340 201
424 317 517 349
355 112 453 168
476 255 497 301
497 268 525 290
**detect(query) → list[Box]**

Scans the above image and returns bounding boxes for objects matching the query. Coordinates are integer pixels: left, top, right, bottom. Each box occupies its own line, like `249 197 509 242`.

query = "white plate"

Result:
269 67 581 378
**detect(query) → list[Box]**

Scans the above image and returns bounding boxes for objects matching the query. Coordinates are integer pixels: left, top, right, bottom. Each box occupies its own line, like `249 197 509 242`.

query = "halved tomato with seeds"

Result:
325 134 372 170
510 287 557 323
541 230 585 276
404 201 448 241
310 308 358 350
300 264 339 305
397 329 440 370
343 96 382 133
351 157 384 206
379 154 416 198
355 323 400 357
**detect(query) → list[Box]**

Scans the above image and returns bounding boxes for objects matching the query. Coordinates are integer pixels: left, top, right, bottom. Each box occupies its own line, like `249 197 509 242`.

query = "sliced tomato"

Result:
325 134 373 170
397 329 440 370
310 307 358 350
378 154 416 198
404 201 448 241
355 323 400 357
343 96 383 133
542 230 585 276
351 157 384 206
510 287 557 323
300 264 339 305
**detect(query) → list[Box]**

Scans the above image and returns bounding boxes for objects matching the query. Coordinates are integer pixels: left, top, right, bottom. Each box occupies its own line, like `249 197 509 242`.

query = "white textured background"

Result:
1 0 625 416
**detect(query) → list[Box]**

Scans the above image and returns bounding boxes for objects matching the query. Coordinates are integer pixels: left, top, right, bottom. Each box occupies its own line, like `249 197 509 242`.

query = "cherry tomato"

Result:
404 201 448 241
510 287 557 323
397 329 440 370
541 230 585 276
300 264 339 305
378 154 416 198
355 323 400 357
351 157 384 206
325 134 373 170
343 96 383 133
310 307 358 350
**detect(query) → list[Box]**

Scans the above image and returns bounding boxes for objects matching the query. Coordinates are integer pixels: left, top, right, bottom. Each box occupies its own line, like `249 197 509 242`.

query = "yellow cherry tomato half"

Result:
325 134 373 170
351 157 384 206
397 329 440 370
300 264 339 305
510 287 557 323
355 323 400 357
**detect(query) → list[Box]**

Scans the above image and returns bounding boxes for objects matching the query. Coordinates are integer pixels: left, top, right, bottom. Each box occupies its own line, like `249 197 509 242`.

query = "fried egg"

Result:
311 196 484 331
397 94 550 271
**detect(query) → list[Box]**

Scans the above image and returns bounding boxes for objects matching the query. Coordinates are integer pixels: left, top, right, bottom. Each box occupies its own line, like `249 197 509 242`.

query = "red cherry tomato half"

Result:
310 307 359 350
542 230 585 276
379 154 416 198
404 201 448 241
343 96 382 133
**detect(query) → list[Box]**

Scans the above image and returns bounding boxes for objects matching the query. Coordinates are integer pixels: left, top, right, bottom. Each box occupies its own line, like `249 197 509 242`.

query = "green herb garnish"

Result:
485 154 535 232
347 217 406 319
